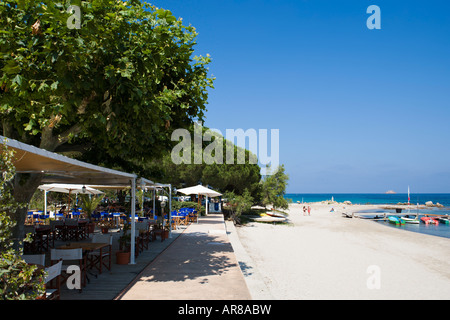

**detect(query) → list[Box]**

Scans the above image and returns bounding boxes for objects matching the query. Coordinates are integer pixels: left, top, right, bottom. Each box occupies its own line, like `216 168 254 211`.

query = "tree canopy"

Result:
260 165 290 210
0 0 214 170
0 0 214 242
143 124 262 200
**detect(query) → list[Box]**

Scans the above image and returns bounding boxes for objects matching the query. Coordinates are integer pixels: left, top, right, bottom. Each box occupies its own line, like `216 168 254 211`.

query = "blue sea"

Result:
286 193 450 207
286 193 450 239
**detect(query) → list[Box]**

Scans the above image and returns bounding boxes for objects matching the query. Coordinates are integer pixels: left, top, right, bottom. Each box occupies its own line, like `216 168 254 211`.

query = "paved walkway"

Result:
115 214 252 300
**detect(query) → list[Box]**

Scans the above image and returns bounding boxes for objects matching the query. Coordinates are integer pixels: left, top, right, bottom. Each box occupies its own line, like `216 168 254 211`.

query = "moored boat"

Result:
439 217 449 225
421 217 439 225
388 216 404 225
401 216 420 224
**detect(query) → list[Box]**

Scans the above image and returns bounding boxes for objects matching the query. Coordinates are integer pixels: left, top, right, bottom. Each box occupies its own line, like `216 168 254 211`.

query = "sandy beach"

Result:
233 203 450 300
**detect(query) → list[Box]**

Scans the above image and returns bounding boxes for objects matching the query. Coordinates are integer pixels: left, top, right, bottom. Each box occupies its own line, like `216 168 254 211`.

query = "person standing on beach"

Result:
303 206 306 215
307 206 311 215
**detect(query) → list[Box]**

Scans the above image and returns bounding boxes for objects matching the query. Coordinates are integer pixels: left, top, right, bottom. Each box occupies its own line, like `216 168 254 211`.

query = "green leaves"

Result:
0 142 45 300
260 165 290 210
0 0 214 177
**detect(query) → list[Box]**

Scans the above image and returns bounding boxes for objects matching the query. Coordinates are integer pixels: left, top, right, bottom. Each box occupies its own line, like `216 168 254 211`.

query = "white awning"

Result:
1 135 137 186
1 136 144 264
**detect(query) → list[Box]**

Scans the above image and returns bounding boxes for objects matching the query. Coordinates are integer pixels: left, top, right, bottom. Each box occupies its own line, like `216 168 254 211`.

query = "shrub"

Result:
0 140 46 300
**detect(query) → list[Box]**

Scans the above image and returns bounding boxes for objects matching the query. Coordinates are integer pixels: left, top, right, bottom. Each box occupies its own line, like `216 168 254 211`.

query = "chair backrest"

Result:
24 225 36 234
92 234 113 245
50 220 64 228
50 248 83 261
22 254 45 266
44 260 62 283
65 218 78 226
135 222 149 231
125 229 140 238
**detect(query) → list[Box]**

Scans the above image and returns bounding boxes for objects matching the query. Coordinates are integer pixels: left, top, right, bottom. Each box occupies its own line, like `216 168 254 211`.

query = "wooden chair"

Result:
50 220 64 245
65 219 81 241
44 260 62 300
50 248 86 292
23 225 38 254
124 228 143 257
77 219 88 240
135 222 151 250
87 234 113 274
35 225 51 252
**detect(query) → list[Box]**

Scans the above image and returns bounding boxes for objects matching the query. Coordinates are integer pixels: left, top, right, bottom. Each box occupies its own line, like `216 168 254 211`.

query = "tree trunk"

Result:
11 172 43 251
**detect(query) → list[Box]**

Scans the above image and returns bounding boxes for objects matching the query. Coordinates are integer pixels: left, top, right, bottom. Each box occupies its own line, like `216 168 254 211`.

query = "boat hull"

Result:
401 217 420 224
388 217 404 225
421 217 439 225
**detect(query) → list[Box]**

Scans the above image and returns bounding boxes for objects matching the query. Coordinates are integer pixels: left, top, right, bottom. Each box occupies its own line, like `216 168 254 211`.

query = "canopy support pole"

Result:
168 184 172 238
44 191 48 216
153 188 156 218
129 177 136 265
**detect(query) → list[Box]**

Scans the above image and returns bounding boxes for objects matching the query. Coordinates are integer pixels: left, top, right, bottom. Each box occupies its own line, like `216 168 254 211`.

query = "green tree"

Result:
145 126 261 199
223 189 253 224
260 165 289 211
0 140 46 300
0 0 214 245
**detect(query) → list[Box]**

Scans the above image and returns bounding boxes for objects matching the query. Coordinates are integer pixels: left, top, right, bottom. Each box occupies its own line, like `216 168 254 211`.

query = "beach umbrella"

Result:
176 185 222 219
38 183 103 214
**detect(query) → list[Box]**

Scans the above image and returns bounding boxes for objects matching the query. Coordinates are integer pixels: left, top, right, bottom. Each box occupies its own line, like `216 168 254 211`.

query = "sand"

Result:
233 203 450 300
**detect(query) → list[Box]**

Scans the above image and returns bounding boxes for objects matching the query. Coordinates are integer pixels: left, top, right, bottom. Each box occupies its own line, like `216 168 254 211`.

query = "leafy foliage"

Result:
223 189 254 224
79 193 104 219
0 140 46 300
144 125 261 199
260 165 289 210
0 0 214 171
0 0 214 243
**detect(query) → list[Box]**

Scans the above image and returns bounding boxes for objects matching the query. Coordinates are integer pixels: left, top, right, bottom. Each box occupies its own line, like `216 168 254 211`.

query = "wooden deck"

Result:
56 227 186 300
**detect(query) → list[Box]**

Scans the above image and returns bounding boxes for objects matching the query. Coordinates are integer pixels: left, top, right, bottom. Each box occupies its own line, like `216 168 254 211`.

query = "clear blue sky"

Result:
149 0 450 193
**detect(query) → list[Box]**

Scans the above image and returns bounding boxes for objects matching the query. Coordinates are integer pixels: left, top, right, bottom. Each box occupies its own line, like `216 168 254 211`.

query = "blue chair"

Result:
119 215 128 224
91 213 100 220
72 211 81 218
26 211 34 223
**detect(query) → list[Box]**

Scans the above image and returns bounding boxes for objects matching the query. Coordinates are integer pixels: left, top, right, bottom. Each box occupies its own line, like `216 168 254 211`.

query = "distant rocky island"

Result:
385 190 396 194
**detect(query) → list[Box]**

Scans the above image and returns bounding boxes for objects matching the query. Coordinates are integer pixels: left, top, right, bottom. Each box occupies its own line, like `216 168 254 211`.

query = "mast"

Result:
408 186 410 205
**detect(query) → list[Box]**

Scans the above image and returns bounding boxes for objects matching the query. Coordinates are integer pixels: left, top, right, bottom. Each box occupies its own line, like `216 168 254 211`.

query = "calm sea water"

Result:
286 193 450 239
286 193 450 207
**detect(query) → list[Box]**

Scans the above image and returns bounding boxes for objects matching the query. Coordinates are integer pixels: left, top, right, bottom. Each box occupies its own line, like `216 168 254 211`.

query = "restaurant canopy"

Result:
38 183 104 195
177 184 222 217
0 135 147 264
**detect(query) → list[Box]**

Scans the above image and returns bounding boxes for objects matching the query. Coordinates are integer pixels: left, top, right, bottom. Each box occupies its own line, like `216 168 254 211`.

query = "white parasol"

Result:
176 185 222 219
38 183 103 214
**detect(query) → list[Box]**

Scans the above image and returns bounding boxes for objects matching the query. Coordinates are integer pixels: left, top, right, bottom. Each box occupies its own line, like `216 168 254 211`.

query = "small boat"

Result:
250 215 287 223
265 211 287 219
439 217 450 225
388 216 404 225
421 217 439 225
401 216 420 224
